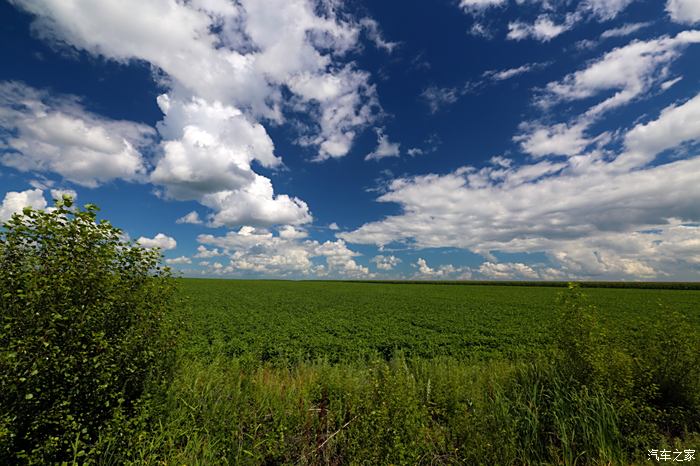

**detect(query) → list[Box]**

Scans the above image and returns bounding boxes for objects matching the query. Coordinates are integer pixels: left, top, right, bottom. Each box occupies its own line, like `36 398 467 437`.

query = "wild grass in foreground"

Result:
95 285 700 465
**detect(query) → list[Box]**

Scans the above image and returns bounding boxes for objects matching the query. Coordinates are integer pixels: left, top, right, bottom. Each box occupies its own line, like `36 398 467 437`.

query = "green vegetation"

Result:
1 204 699 464
0 199 178 464
110 279 698 465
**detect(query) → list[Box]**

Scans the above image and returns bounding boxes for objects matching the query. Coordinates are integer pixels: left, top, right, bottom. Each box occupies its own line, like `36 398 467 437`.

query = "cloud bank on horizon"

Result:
1 0 699 280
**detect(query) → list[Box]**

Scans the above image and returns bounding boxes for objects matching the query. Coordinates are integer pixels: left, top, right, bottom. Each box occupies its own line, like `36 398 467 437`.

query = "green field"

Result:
178 279 700 362
98 279 699 465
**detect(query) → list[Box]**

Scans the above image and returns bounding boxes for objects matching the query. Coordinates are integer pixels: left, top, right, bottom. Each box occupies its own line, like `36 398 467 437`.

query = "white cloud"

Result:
519 31 700 157
278 225 308 239
414 258 469 279
151 93 278 199
360 18 399 53
483 61 549 81
341 93 700 279
194 245 225 258
328 222 340 231
539 32 700 111
290 66 380 161
365 130 400 161
508 16 570 42
166 256 192 265
478 262 539 279
176 211 203 225
661 77 683 90
10 0 383 225
619 92 700 169
0 82 154 187
200 176 312 227
0 188 47 222
461 0 636 40
469 22 493 38
423 63 547 114
421 85 462 114
407 134 442 157
576 22 653 51
600 22 651 39
137 233 177 250
582 0 635 21
460 0 506 11
197 226 370 277
516 121 592 158
667 0 700 24
151 94 311 227
372 255 401 271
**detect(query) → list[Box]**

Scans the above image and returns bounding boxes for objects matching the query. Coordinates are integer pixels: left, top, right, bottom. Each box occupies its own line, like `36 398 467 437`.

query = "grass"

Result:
91 280 700 464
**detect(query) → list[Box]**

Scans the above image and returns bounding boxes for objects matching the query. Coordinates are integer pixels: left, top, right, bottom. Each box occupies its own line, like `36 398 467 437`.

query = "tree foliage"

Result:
0 197 176 463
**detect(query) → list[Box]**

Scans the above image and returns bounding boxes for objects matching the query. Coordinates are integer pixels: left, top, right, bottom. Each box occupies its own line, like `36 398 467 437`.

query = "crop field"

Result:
177 279 700 362
99 279 698 465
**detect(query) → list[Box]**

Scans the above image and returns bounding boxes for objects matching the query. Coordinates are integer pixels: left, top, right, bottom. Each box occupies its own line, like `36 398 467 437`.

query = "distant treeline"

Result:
324 280 700 290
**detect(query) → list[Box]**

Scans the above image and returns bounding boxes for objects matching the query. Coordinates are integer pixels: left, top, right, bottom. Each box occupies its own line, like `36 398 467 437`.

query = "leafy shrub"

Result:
0 197 177 463
554 283 700 454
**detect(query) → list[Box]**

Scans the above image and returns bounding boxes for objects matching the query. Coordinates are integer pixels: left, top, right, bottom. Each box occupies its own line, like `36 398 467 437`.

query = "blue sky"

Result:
1 0 700 280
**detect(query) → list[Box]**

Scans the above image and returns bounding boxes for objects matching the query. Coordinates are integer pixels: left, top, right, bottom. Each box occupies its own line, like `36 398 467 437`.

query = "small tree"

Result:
0 196 176 463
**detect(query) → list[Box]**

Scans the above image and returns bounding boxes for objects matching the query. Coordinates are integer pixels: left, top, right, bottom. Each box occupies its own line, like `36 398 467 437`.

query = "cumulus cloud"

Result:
194 245 225 258
196 226 370 277
10 0 385 225
165 256 192 265
341 93 700 279
365 130 400 161
478 262 538 279
372 254 401 271
137 233 177 250
0 82 154 187
0 188 47 222
151 93 278 199
176 211 203 225
667 0 700 24
516 121 593 158
200 176 312 227
414 258 470 279
278 225 308 239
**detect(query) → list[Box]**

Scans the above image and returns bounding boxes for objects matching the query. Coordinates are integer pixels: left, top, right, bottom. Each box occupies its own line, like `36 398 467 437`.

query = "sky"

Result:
1 0 699 281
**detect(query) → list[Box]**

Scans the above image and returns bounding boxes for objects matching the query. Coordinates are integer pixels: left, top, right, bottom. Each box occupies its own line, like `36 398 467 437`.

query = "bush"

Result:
554 283 700 455
0 197 177 463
